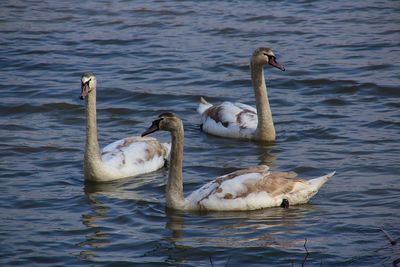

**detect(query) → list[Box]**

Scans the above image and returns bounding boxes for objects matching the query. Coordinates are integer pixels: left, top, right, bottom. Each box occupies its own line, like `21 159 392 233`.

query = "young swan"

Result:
142 112 335 211
198 47 285 142
80 73 170 182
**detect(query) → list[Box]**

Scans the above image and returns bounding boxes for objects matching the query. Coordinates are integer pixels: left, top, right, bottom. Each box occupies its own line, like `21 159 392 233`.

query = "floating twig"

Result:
224 255 231 267
302 237 310 267
209 255 214 267
380 228 397 246
379 227 400 266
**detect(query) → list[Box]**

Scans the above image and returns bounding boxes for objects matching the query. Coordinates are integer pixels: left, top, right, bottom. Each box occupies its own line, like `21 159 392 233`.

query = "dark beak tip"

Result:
141 129 152 137
141 131 152 137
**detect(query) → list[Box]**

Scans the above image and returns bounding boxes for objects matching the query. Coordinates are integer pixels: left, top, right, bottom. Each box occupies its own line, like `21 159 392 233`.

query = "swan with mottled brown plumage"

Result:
80 73 170 182
198 47 285 142
142 112 335 211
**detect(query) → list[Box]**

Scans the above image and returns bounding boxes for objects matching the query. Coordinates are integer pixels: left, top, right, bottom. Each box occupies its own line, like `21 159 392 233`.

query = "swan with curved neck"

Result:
197 47 285 142
80 73 170 182
142 113 335 211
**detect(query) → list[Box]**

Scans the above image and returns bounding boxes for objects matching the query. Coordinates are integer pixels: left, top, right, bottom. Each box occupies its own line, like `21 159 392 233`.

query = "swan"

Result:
197 47 285 142
80 73 170 182
142 112 335 211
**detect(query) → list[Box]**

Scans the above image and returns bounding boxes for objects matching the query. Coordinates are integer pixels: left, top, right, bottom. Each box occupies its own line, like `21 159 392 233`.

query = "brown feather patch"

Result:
236 171 305 198
144 140 164 161
215 165 269 184
204 105 229 128
114 137 164 164
224 193 233 199
236 109 256 127
197 165 269 204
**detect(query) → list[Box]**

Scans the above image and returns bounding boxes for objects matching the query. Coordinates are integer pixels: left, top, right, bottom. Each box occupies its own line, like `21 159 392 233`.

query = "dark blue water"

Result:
1 0 399 266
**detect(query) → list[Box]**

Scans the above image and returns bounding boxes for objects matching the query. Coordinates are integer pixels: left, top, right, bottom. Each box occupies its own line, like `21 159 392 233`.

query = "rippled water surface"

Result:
1 0 400 266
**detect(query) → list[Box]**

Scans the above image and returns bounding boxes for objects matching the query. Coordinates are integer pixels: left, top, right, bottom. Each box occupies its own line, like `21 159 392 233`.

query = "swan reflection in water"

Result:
165 204 319 250
256 142 276 167
77 171 165 260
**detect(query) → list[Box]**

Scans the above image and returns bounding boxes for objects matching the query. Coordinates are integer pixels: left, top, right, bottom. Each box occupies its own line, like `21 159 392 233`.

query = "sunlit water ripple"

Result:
0 0 399 266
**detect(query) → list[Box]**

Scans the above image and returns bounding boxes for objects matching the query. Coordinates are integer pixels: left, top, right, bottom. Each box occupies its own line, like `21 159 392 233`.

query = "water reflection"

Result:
254 142 276 167
77 187 112 261
165 204 319 249
78 172 165 261
83 171 164 200
165 209 186 241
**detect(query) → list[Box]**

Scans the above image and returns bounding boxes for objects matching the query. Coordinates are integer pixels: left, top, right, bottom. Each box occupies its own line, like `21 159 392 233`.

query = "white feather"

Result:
100 137 170 179
199 101 258 139
197 97 213 114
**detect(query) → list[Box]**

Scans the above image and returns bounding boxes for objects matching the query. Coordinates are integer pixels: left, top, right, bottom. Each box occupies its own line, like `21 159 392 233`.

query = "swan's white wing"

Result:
197 97 213 114
200 101 258 139
101 136 167 177
186 165 271 210
233 102 256 113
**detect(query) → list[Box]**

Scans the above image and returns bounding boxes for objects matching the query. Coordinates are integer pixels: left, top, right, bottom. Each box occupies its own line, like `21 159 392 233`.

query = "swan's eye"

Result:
153 117 164 125
268 56 276 62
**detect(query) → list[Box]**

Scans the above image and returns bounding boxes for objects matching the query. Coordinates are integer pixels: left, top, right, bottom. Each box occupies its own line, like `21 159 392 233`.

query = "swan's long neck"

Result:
166 124 185 210
251 63 276 141
84 89 102 179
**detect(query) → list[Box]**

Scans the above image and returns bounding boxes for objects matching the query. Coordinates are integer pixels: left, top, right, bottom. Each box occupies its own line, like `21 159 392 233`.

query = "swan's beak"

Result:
80 82 90 100
269 57 285 71
141 120 161 137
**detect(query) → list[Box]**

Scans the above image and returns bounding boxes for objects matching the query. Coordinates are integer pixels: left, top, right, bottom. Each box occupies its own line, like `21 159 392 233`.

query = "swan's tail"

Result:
162 142 171 160
197 97 213 115
308 171 335 191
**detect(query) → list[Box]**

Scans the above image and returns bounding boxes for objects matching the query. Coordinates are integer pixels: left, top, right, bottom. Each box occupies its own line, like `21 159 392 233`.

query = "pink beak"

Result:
269 57 285 71
80 83 90 100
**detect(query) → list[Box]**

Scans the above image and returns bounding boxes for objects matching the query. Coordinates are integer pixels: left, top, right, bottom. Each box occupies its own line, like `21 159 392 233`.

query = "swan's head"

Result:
142 112 183 136
80 73 97 100
251 47 285 71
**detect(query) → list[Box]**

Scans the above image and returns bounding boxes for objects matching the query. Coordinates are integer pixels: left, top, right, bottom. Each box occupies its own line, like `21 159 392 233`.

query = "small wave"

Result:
321 98 349 106
361 119 400 129
133 8 195 17
202 27 242 37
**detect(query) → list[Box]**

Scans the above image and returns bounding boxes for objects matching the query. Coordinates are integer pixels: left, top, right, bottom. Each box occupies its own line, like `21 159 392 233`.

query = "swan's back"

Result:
185 165 334 211
198 99 258 139
101 136 170 178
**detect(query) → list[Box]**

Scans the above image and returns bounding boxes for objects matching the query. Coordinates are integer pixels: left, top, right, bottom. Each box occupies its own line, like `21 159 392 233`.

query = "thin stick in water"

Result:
380 228 397 245
302 237 310 267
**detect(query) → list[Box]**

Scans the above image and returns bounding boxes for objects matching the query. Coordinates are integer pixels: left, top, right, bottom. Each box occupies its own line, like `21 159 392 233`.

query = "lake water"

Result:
1 0 399 266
